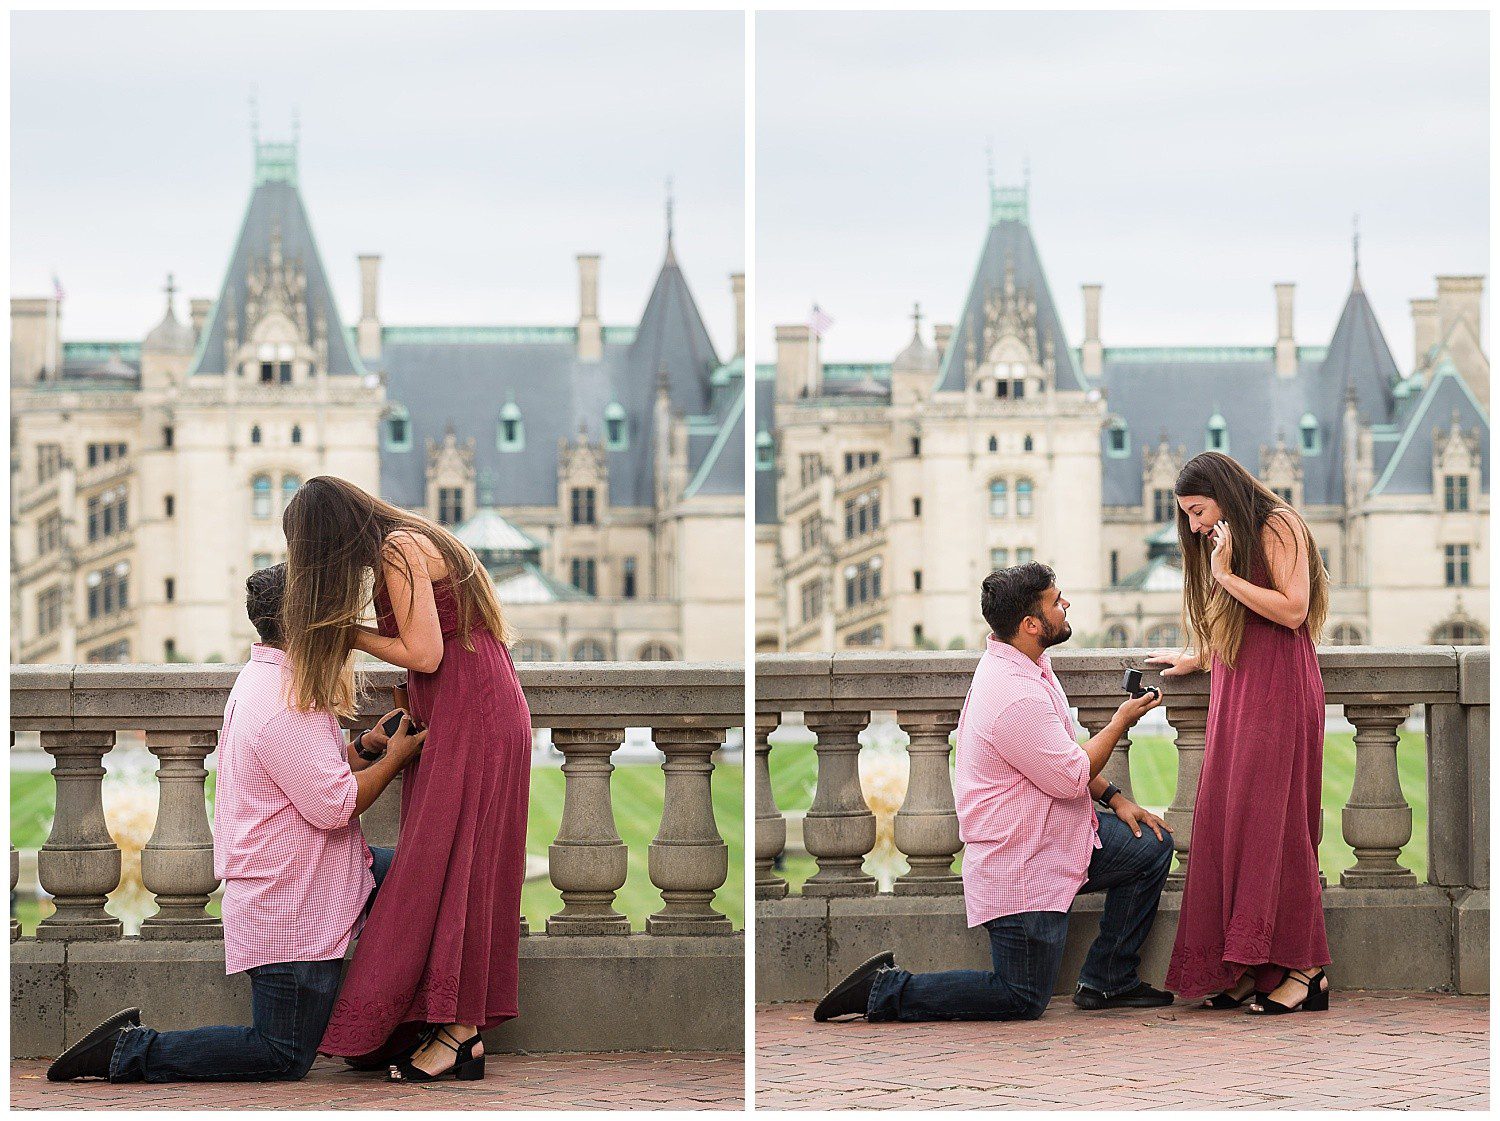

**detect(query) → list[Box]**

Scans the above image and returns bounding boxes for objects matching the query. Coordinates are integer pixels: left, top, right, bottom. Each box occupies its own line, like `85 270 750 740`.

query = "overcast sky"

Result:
12 11 744 350
757 11 1488 368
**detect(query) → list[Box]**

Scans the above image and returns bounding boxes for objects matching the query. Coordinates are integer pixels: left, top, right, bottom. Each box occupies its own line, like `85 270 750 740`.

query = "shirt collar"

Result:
986 634 1052 679
250 643 286 666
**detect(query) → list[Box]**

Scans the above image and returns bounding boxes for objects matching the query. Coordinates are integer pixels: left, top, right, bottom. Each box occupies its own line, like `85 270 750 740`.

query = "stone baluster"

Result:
1341 704 1416 887
1075 705 1135 802
37 731 122 940
140 730 221 938
1162 697 1208 889
754 712 789 900
801 711 877 896
10 732 17 942
546 728 630 934
892 710 963 894
647 726 732 934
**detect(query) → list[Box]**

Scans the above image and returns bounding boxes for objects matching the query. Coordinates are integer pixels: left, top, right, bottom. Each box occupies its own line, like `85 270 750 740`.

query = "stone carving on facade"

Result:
1260 431 1304 506
243 225 309 344
1432 408 1483 480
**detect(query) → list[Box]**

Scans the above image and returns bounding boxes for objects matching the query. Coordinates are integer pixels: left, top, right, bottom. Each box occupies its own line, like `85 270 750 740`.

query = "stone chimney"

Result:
190 298 211 343
1274 282 1297 377
357 254 383 362
576 254 602 362
934 323 953 360
11 297 60 386
731 272 745 358
775 324 819 402
1411 297 1438 370
1081 283 1103 377
1436 275 1483 345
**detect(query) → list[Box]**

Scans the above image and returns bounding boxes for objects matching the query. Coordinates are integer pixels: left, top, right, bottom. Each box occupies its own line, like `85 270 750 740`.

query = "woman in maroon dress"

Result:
1151 452 1332 1015
280 476 532 1080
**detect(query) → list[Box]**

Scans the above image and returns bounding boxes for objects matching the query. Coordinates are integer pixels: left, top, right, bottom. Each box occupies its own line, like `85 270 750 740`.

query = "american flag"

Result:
51 275 64 302
809 304 834 338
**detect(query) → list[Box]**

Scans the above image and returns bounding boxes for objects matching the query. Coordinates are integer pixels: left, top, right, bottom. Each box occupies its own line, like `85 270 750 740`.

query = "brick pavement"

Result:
756 992 1488 1110
12 1051 744 1111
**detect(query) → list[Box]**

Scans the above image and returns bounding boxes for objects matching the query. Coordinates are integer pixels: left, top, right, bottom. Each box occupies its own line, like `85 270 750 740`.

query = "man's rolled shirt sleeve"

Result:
991 694 1092 800
253 710 360 831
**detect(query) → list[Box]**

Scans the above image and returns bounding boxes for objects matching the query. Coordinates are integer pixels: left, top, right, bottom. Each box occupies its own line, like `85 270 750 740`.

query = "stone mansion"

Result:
755 183 1488 652
12 139 745 666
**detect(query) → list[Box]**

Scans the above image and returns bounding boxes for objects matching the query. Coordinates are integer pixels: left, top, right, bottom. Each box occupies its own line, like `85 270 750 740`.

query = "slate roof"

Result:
934 200 1085 395
189 172 362 378
1369 360 1490 496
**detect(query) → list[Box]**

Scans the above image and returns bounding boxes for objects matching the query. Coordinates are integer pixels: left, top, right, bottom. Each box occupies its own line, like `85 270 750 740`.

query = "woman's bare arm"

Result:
352 530 446 673
1216 510 1311 629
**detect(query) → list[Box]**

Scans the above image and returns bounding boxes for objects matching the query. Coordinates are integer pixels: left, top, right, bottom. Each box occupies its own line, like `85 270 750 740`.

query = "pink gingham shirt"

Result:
954 636 1101 926
213 644 373 974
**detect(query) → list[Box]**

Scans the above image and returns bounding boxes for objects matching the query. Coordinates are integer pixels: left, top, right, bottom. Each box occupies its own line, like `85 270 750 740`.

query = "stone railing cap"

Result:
1458 647 1489 705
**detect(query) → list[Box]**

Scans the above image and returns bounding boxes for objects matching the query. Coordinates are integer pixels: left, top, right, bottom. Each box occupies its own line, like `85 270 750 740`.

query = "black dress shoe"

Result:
813 951 896 1022
46 1008 142 1081
1073 981 1175 1010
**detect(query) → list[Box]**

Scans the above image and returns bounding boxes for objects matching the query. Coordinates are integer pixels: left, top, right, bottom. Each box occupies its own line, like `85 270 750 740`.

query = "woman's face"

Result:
1176 494 1223 539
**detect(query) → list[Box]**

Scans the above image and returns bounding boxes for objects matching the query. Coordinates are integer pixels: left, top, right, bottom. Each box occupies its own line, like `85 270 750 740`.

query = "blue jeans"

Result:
867 812 1174 1021
109 845 395 1082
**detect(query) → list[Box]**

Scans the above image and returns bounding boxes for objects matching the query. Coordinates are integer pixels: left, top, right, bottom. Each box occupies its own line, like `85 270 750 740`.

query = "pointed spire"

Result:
1352 214 1362 290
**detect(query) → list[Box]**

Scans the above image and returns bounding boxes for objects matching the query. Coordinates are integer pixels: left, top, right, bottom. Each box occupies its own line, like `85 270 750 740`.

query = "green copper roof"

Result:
710 355 745 386
254 141 298 187
823 362 892 382
1096 345 1329 365
379 324 636 346
64 342 142 363
991 183 1028 225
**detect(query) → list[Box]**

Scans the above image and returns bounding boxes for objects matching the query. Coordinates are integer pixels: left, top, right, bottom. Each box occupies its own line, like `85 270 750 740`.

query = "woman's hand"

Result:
1145 651 1200 677
1209 519 1233 582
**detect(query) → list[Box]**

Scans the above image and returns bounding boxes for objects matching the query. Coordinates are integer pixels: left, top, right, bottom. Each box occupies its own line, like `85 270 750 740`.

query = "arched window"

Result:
1207 413 1228 452
1106 420 1129 458
638 642 675 662
385 403 412 451
1431 620 1486 645
250 424 262 445
1016 478 1034 518
1146 623 1180 648
498 401 524 452
1329 623 1365 646
1023 434 1034 453
291 424 302 446
282 474 301 511
1104 624 1130 648
571 639 607 662
1299 413 1320 455
989 479 1008 517
604 402 627 451
511 640 555 662
987 435 998 453
251 474 272 519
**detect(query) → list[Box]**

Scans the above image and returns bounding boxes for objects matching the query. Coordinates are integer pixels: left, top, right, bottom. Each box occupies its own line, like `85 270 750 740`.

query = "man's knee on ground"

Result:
1017 995 1050 1021
266 1042 319 1081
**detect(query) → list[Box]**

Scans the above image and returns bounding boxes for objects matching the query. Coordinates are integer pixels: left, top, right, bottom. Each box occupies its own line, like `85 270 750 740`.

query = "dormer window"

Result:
1207 413 1228 452
1299 413 1319 455
385 403 411 451
1107 419 1129 458
498 402 524 452
755 430 774 469
256 342 294 384
604 402 627 451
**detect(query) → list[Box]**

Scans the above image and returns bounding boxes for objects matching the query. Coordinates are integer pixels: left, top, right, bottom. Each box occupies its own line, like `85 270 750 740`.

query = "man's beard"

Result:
1039 618 1072 649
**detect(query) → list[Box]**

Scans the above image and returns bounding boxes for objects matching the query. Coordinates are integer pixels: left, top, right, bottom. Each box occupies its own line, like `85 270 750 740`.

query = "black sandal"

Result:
1202 971 1266 1009
388 1026 485 1082
1246 969 1329 1015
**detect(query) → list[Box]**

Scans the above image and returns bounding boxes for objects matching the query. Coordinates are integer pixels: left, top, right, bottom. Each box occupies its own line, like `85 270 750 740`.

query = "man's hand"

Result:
383 714 428 769
362 708 405 755
1113 687 1163 729
1110 796 1173 841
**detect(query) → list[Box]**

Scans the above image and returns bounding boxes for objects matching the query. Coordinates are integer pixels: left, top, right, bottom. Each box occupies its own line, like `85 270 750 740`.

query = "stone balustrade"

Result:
756 647 1488 1001
11 661 744 1057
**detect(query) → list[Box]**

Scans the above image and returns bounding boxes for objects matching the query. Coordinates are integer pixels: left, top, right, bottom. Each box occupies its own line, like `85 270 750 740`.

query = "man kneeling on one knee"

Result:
815 562 1176 1023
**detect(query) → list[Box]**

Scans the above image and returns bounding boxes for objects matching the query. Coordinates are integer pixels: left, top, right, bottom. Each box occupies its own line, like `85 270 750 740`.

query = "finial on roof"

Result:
292 105 300 149
1023 154 1031 195
666 176 675 244
911 302 923 336
1352 214 1361 289
985 140 994 191
164 273 177 310
249 87 259 147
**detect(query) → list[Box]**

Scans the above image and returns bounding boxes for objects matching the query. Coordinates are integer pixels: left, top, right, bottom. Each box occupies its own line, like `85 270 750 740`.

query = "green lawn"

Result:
767 730 1429 892
12 760 744 936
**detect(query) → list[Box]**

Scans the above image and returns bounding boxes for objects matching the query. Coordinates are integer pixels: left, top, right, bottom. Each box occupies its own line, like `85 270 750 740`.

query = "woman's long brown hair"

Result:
280 475 511 716
1174 451 1328 669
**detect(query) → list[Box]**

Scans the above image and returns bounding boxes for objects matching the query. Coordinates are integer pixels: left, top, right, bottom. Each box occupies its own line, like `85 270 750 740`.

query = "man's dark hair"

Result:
246 563 286 645
980 562 1057 641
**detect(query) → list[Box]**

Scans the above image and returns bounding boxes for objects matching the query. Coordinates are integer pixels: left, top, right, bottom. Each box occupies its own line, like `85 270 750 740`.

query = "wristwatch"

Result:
1096 782 1122 809
353 728 385 762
